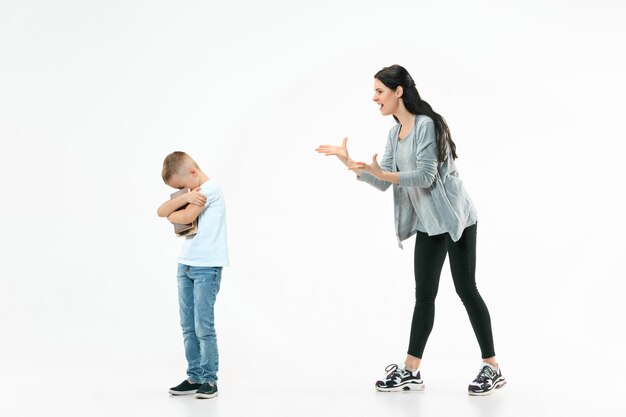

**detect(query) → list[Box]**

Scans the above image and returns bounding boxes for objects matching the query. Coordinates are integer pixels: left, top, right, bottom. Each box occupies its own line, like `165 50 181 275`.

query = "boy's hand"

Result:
183 188 207 207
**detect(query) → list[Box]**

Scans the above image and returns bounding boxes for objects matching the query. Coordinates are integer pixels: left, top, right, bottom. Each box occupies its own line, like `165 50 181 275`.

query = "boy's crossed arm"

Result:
157 188 206 225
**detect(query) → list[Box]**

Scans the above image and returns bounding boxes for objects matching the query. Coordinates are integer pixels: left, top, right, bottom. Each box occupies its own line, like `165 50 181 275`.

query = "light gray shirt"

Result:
357 114 477 248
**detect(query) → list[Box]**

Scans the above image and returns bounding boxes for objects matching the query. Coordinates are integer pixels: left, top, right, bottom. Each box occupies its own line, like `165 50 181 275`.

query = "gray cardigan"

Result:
357 115 477 248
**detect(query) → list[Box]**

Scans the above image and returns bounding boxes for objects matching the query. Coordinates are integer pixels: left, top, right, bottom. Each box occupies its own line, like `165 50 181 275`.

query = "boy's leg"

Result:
177 264 202 383
190 266 222 385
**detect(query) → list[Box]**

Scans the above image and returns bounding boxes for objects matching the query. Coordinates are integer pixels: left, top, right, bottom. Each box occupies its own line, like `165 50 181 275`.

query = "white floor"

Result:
2 347 624 417
2 376 621 417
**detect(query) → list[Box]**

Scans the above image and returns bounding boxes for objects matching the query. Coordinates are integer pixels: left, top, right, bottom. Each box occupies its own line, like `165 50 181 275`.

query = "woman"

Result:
315 65 505 396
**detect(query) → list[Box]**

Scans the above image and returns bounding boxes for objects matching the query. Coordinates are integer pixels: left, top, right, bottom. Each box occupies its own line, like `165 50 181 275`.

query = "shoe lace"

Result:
475 365 496 383
384 364 403 381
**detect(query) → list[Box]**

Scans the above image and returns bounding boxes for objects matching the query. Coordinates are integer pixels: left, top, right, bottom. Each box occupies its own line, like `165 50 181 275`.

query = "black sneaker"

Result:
169 379 202 395
375 364 425 392
195 383 218 399
468 363 506 396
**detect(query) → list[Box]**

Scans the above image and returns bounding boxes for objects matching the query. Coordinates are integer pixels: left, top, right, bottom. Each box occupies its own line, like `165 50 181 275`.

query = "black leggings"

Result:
408 223 496 359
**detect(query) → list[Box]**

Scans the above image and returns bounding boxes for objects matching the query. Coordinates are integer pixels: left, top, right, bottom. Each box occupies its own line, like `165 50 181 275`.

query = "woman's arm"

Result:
349 154 400 184
398 121 437 188
317 135 396 191
351 134 396 191
352 122 437 188
316 137 364 175
348 134 398 188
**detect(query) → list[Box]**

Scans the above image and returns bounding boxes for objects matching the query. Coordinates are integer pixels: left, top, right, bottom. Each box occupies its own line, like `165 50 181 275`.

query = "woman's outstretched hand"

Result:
316 137 349 163
349 154 382 177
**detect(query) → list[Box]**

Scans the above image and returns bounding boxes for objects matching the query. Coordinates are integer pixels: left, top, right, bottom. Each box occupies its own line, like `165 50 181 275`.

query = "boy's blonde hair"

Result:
162 151 200 183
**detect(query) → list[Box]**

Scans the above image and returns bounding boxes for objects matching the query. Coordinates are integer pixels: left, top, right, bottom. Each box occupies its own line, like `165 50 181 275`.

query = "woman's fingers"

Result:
317 139 346 153
315 146 333 153
316 147 339 156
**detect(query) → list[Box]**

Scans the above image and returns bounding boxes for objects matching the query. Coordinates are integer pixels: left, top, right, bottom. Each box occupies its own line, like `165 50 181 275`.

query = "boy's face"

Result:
166 168 201 191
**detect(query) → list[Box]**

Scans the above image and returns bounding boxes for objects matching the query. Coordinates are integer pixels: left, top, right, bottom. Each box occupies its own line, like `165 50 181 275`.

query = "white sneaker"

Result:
375 364 425 392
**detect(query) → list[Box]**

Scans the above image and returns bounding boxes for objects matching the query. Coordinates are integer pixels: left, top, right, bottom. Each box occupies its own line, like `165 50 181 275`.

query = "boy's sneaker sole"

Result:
468 378 506 396
168 389 198 395
195 392 218 399
376 382 425 392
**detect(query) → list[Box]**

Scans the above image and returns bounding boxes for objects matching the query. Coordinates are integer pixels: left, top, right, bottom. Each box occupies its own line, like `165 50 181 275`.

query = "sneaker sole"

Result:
468 379 506 396
195 392 218 399
169 390 198 395
376 383 425 392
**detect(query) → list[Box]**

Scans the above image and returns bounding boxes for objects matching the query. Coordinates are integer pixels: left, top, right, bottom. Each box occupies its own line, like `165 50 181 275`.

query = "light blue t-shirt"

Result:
178 180 230 267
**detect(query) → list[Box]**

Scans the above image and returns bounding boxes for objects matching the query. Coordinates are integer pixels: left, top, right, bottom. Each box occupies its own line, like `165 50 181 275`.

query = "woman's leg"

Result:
447 223 496 361
406 230 448 369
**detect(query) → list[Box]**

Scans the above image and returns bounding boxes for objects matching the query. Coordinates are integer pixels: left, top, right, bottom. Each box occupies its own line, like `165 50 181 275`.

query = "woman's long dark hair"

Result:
375 65 457 162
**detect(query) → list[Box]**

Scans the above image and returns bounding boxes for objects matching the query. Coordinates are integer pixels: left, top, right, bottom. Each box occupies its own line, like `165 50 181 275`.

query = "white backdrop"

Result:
1 1 625 416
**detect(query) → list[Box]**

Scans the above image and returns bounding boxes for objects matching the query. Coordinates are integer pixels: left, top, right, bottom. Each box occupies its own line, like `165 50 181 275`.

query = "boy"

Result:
157 151 229 399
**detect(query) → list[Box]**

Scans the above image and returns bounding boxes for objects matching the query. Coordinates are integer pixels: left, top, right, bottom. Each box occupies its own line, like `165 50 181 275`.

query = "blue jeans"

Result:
177 264 222 384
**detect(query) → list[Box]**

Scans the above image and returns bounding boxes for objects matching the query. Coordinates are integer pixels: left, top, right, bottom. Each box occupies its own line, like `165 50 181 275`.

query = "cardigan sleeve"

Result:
398 120 438 188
